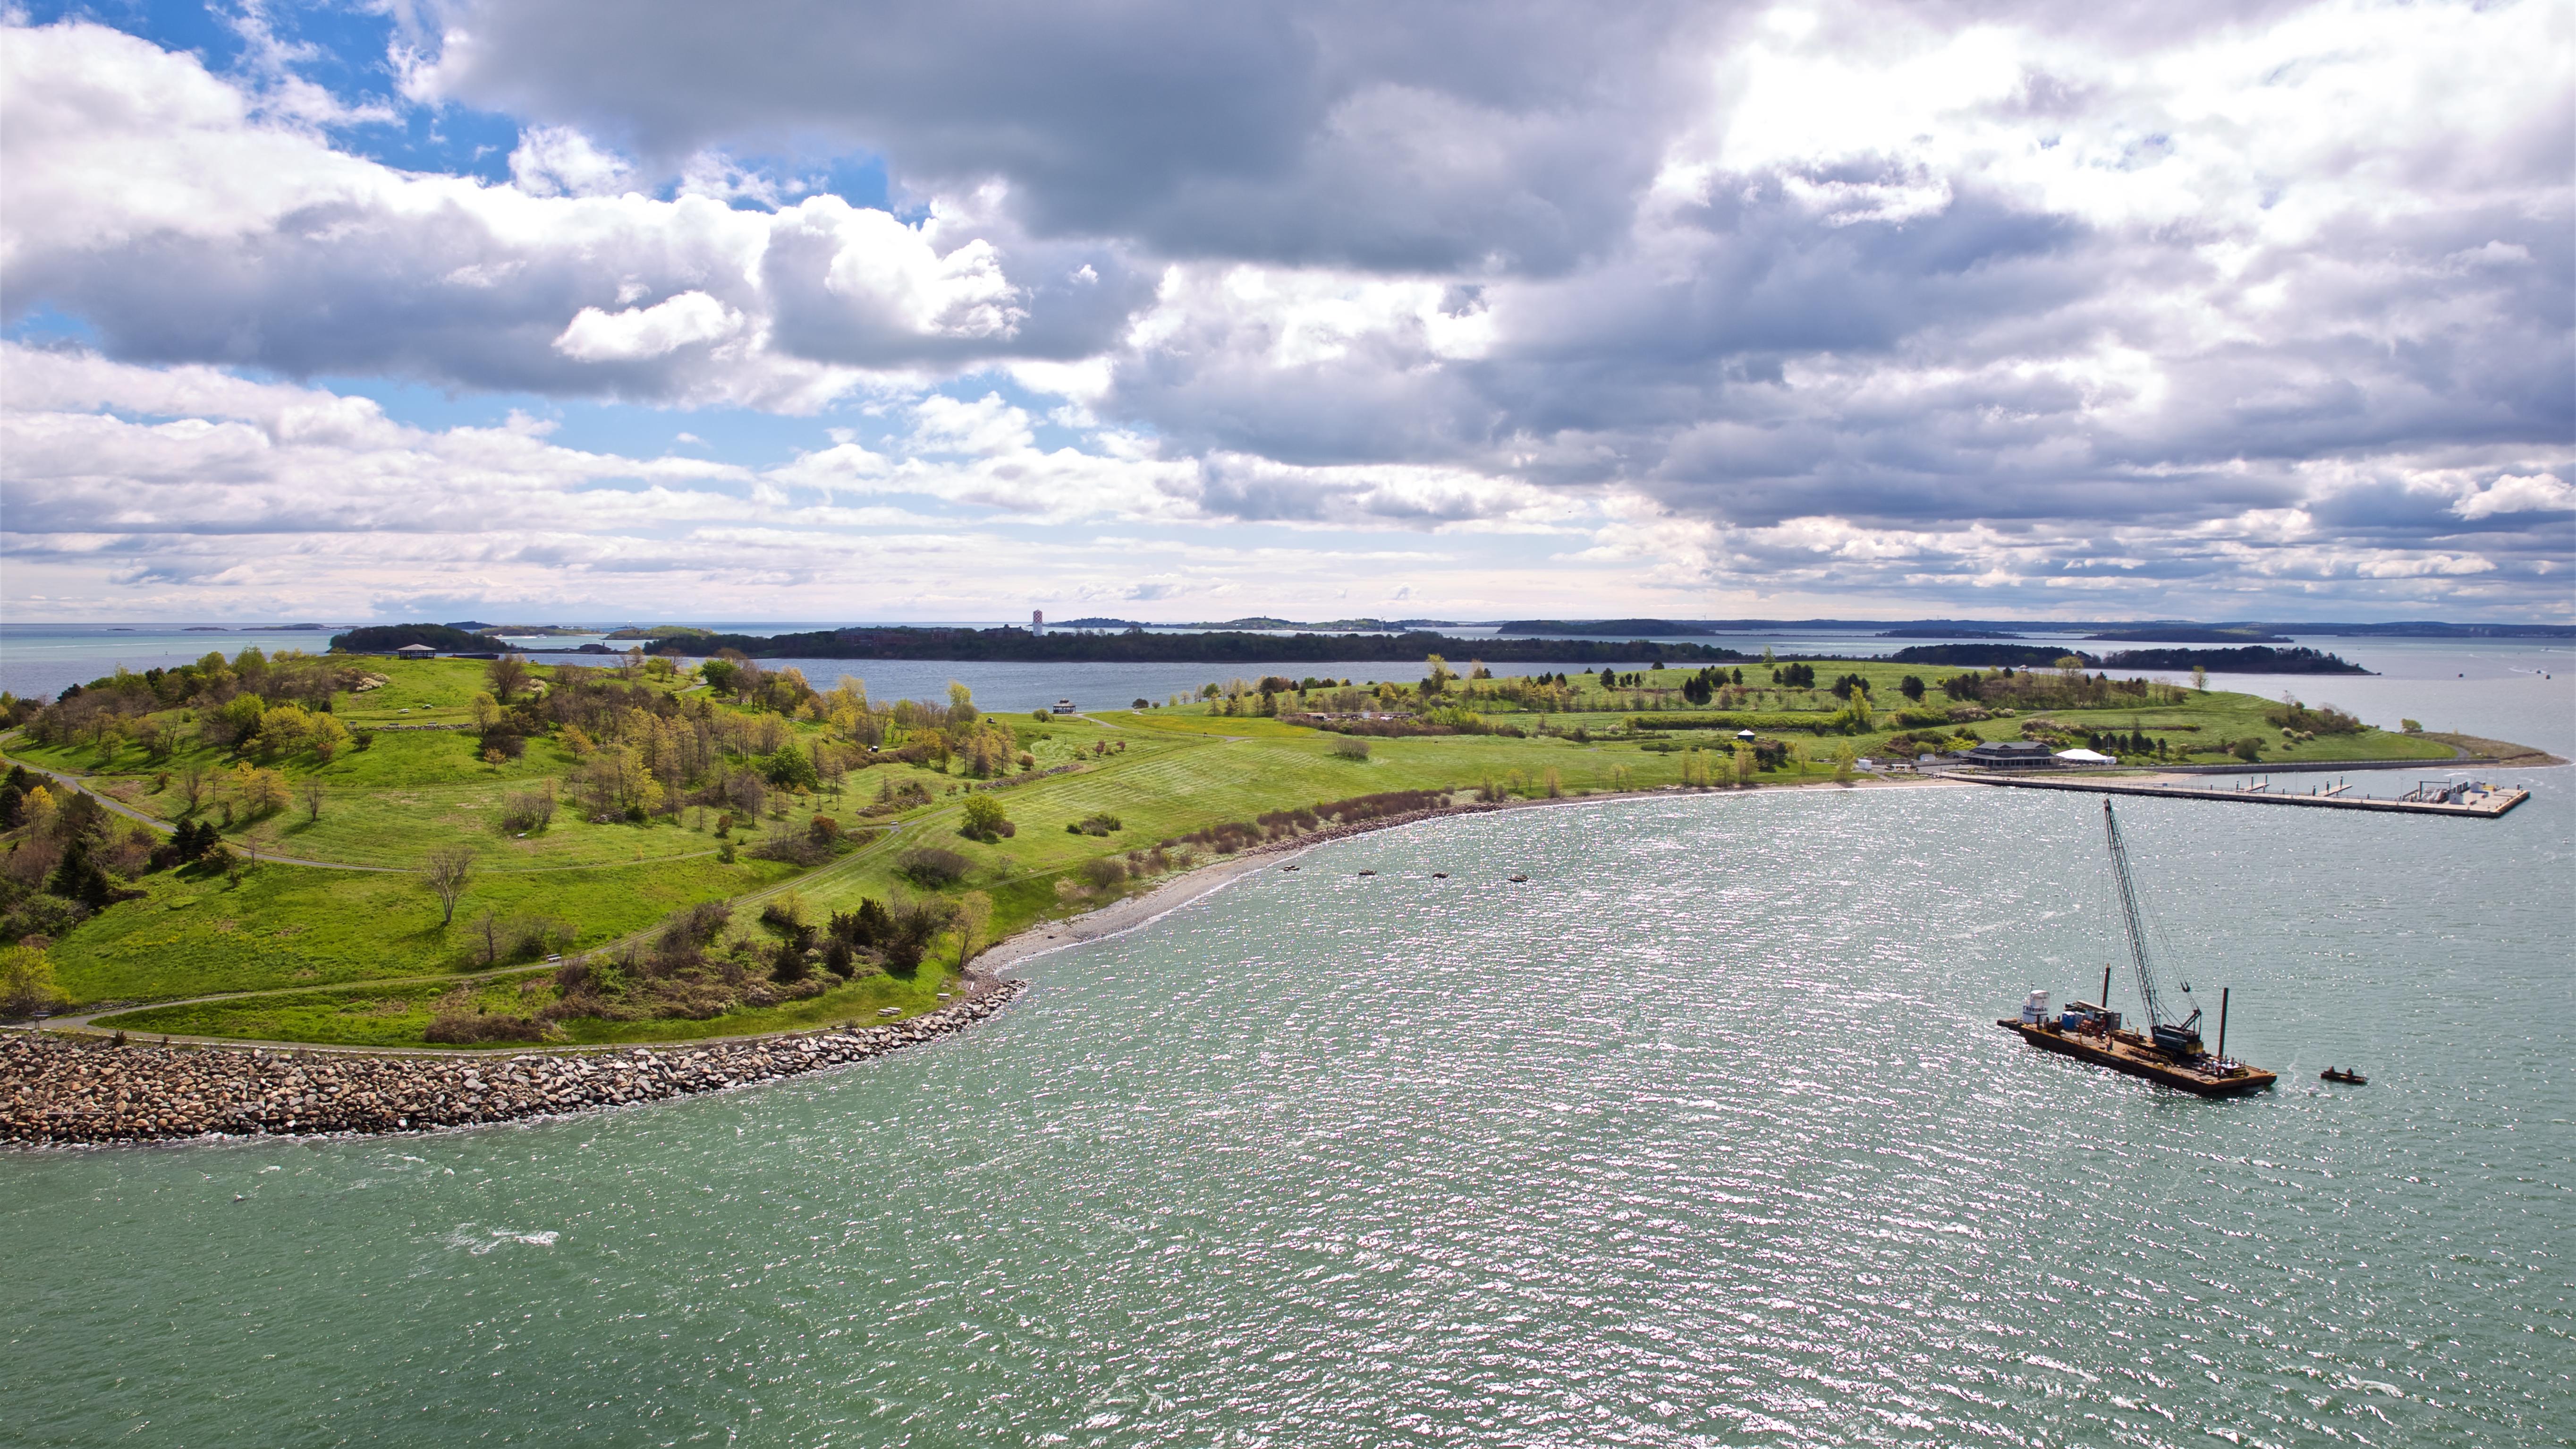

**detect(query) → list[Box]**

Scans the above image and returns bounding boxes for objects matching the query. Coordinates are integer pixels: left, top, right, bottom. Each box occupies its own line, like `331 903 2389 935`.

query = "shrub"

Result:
2229 737 2264 762
423 987 550 1044
499 782 557 833
829 898 894 949
1081 856 1129 889
880 892 955 973
2263 700 2364 736
758 892 809 934
959 793 1011 842
1331 736 1371 761
0 945 68 1018
822 937 856 977
897 846 971 887
1067 811 1124 836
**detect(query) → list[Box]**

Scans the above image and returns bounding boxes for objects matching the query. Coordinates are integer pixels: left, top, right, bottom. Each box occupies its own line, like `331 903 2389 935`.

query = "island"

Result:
0 642 2548 1142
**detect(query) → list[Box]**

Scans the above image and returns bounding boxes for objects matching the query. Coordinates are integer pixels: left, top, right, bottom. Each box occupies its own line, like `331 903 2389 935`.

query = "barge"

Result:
2003 799 2277 1097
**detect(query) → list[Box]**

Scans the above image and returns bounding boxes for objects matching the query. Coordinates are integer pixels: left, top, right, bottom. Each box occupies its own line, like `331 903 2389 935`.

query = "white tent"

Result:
2054 747 2115 764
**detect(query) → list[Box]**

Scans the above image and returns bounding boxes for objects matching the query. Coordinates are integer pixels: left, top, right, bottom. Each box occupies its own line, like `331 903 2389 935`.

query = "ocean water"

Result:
4 708 2570 1443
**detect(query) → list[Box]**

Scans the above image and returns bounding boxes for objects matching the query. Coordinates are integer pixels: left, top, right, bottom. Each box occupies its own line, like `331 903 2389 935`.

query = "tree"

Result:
960 793 1009 842
423 845 475 927
1733 741 1757 787
1898 675 1925 701
300 777 326 823
175 764 209 814
470 692 501 732
952 890 993 972
0 945 68 1018
486 653 532 702
2192 665 2209 692
308 715 352 761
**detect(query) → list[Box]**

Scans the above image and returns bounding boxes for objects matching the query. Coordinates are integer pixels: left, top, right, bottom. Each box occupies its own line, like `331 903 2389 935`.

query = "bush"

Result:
423 988 550 1044
1080 856 1129 889
880 893 955 973
2263 700 2364 736
0 945 68 1018
498 783 557 833
897 846 972 887
830 898 893 948
959 793 1012 842
1331 736 1371 760
2229 737 2264 762
1067 812 1123 836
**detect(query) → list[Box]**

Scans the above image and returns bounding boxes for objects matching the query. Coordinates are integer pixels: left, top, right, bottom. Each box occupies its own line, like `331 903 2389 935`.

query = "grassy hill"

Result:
1 650 2466 1048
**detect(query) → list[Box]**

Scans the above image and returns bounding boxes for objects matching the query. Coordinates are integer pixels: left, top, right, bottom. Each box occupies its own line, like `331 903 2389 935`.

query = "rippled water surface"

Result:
8 766 2572 1447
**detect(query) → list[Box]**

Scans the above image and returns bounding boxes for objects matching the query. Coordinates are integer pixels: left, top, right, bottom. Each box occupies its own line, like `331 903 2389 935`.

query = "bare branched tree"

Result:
300 777 325 823
423 844 475 927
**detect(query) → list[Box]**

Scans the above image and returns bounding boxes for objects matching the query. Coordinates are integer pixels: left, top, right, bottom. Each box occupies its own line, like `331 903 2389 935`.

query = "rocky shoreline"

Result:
1 980 1025 1148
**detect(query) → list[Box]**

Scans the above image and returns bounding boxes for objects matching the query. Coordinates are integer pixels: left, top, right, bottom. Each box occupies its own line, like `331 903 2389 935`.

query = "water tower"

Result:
1032 609 1044 637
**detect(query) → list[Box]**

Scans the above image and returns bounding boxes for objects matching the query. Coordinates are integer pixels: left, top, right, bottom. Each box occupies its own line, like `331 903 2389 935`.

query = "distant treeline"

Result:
627 627 1760 665
1494 619 1720 636
330 624 494 653
1887 643 2369 674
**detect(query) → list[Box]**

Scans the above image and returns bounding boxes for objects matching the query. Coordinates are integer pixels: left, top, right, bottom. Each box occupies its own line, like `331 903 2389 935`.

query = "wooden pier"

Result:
1949 772 2530 818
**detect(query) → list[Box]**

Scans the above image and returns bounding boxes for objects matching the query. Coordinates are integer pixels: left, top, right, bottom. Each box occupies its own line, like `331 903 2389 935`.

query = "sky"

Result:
1 0 2570 626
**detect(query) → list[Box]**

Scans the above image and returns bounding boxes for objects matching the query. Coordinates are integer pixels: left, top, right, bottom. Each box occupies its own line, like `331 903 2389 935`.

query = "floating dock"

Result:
1949 772 2529 818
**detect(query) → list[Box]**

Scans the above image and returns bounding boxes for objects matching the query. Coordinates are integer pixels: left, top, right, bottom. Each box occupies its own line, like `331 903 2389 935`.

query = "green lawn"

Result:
47 853 799 1006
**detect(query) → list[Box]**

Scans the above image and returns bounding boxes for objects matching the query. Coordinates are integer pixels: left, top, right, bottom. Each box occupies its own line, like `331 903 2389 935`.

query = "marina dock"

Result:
1949 772 2530 818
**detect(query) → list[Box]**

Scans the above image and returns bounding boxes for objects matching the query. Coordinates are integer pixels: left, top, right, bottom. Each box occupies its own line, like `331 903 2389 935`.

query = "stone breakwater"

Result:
1 981 1025 1148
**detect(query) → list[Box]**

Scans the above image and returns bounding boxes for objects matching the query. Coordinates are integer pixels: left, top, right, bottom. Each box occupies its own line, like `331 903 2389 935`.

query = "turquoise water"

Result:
5 756 2570 1443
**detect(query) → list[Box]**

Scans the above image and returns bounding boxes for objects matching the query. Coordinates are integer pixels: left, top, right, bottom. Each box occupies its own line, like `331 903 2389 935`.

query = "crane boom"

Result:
2101 799 2202 1054
2101 799 2165 1026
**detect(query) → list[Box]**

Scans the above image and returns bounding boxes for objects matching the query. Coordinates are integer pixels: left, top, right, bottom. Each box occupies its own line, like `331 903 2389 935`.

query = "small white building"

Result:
2054 747 2115 765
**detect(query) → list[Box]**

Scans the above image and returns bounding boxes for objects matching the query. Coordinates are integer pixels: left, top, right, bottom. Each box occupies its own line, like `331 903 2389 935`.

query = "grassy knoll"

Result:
3 645 2480 1050
46 852 799 1006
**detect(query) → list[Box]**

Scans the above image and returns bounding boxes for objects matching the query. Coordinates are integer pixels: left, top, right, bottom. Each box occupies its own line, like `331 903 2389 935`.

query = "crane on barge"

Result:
1997 800 2277 1097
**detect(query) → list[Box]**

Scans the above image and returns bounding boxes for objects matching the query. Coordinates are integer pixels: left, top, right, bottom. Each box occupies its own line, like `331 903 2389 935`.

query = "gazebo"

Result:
394 643 437 660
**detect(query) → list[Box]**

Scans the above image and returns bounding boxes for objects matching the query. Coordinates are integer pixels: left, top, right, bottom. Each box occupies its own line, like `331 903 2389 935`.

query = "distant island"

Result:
2083 628 2290 644
1888 643 2370 674
1876 628 2024 639
1497 619 1720 636
326 623 2377 673
594 626 1758 665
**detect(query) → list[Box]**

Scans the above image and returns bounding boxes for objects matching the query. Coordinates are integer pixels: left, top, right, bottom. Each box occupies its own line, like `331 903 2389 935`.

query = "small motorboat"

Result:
1357 869 1376 877
2320 1067 2368 1085
1508 872 1528 882
1431 871 1448 878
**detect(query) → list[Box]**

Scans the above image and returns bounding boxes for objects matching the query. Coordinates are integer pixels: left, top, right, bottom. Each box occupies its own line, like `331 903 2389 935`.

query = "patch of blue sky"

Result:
3 305 102 347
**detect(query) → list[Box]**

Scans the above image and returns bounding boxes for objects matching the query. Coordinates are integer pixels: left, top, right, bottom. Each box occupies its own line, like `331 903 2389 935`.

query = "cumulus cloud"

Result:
3 1 2571 618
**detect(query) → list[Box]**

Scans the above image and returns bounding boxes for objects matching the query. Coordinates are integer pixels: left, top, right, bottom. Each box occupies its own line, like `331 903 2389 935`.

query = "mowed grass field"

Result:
12 652 2474 1047
47 852 803 1006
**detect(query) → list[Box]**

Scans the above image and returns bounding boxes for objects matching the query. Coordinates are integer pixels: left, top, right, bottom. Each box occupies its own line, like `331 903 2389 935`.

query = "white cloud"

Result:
508 126 636 198
553 291 743 361
2455 472 2575 520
